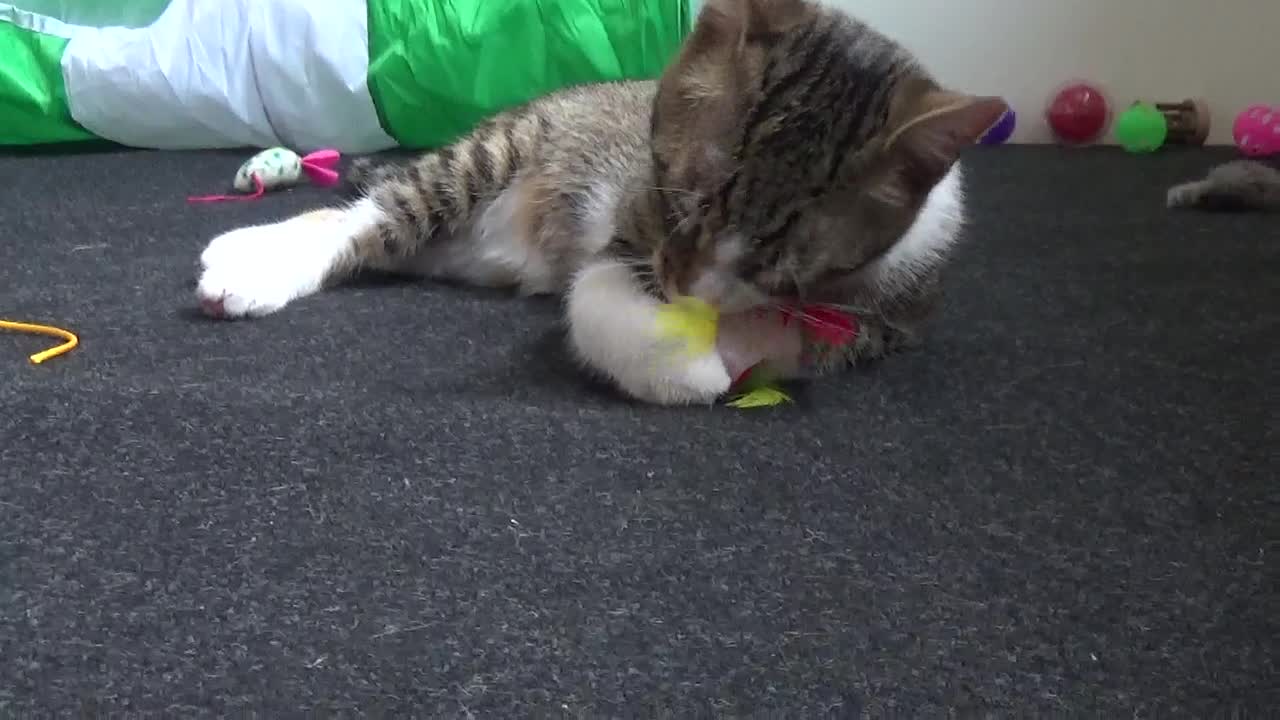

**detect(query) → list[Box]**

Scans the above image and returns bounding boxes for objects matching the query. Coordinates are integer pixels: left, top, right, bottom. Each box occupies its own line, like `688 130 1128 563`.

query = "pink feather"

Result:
301 149 342 187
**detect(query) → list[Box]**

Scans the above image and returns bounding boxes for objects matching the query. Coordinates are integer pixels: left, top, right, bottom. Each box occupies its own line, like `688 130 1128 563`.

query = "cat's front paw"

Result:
197 225 309 318
621 352 732 406
566 258 731 406
196 209 349 319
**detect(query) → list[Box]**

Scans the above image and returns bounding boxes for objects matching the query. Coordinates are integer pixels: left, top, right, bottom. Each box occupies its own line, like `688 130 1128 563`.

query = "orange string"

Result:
1 319 79 364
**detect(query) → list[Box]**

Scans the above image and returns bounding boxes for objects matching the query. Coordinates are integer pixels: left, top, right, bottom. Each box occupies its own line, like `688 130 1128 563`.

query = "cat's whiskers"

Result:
807 300 880 316
641 185 700 197
610 256 657 274
752 299 878 345
761 303 850 335
786 263 807 303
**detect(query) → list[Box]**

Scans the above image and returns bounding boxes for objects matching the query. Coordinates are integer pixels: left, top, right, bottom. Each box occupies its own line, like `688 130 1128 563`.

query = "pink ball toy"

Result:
1233 105 1280 157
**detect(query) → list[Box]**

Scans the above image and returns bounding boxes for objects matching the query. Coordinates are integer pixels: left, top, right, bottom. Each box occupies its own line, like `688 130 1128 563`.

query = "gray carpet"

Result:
1 145 1276 716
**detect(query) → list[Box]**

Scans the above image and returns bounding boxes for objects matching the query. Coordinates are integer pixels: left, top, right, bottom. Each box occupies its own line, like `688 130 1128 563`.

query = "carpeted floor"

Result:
1 145 1275 716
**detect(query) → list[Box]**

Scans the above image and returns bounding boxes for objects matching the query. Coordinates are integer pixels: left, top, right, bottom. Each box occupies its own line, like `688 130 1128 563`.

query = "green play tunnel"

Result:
0 0 691 151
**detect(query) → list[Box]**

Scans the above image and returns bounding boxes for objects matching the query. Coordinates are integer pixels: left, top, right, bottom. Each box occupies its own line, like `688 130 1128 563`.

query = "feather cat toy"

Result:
655 297 859 408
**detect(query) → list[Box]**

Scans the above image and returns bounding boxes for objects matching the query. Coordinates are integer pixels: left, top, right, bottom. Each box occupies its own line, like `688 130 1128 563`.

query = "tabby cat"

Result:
195 0 1007 405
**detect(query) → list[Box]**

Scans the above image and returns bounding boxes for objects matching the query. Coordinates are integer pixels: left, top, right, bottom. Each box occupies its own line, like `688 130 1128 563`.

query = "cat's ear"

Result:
885 89 1009 188
655 0 810 188
686 0 809 57
666 0 809 110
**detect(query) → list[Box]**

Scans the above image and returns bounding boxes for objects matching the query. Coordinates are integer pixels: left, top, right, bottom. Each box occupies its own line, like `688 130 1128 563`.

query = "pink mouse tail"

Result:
187 173 266 203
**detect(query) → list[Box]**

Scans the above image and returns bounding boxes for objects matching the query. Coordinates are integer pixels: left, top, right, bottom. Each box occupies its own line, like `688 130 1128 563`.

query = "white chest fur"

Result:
866 164 966 296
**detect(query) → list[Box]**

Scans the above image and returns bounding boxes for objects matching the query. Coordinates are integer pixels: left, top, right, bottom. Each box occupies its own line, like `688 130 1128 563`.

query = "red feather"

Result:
800 305 859 347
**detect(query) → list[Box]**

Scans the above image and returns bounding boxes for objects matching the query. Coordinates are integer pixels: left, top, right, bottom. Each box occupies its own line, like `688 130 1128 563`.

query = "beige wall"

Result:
824 0 1276 144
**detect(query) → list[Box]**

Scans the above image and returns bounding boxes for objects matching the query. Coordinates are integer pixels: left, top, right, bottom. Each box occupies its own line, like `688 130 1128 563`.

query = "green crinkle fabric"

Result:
0 21 93 145
367 0 691 148
12 0 169 28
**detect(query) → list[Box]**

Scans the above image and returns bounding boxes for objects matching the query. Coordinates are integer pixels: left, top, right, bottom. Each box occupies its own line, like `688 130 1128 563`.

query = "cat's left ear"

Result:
885 89 1009 189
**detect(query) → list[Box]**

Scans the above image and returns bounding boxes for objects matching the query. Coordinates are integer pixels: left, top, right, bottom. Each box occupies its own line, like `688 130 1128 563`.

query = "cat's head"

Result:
649 0 1007 310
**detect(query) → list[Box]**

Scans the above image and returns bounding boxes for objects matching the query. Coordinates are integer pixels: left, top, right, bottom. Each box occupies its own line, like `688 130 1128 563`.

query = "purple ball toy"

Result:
979 108 1016 145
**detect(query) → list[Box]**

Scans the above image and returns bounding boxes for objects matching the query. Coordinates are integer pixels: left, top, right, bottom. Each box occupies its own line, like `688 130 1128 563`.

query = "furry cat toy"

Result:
1168 160 1280 212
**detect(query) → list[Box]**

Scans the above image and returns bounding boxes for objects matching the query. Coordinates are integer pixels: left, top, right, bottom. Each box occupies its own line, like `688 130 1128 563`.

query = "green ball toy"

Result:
1115 102 1168 153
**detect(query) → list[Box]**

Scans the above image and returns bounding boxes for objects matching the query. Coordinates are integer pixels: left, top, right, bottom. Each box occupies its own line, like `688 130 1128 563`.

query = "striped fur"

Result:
195 0 1007 403
320 0 1003 307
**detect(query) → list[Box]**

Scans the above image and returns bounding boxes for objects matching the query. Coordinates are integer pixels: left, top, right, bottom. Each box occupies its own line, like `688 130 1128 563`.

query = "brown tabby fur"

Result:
221 0 1006 381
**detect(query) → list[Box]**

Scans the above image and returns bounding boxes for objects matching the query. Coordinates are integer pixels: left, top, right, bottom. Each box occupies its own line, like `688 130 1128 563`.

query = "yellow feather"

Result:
653 299 793 409
727 386 793 409
654 297 719 357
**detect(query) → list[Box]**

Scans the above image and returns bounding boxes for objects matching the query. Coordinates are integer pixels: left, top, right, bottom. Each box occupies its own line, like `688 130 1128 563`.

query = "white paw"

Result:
196 210 350 318
567 259 733 406
627 351 732 406
660 351 732 404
